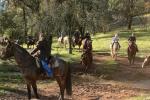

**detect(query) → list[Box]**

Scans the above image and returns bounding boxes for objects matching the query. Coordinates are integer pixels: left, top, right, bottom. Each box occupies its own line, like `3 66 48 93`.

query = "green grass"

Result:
51 27 150 62
127 95 150 100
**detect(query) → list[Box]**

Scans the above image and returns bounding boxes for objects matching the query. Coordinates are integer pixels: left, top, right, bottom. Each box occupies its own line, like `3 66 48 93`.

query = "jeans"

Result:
41 60 53 77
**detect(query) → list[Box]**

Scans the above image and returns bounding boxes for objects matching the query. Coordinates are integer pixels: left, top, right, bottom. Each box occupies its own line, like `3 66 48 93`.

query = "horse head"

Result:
0 40 14 60
142 56 150 68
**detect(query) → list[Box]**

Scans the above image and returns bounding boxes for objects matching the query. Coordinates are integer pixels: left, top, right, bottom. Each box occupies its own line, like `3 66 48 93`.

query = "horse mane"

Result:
13 43 33 58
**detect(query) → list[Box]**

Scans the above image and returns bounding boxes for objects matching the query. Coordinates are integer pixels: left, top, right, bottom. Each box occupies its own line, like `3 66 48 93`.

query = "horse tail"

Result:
65 62 72 95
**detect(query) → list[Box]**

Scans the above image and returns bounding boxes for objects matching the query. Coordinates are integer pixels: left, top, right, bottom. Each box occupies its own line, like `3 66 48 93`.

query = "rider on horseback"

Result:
128 33 138 52
31 32 53 77
81 31 93 63
111 33 121 49
73 30 80 44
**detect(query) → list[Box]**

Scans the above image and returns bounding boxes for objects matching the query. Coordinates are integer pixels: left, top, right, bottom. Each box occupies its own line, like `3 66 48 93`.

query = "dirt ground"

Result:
1 53 150 100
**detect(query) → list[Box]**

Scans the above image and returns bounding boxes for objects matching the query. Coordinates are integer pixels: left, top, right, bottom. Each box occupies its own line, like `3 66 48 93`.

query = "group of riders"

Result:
29 31 93 77
5 30 138 77
111 33 139 52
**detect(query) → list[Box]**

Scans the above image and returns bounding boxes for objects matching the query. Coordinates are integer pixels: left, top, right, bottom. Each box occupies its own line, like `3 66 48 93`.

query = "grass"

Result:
127 95 150 100
51 26 150 62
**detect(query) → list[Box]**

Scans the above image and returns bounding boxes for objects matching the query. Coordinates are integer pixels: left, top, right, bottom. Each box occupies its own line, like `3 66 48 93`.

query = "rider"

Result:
81 31 92 62
128 33 138 52
74 30 80 38
73 30 80 43
31 32 53 77
111 33 121 49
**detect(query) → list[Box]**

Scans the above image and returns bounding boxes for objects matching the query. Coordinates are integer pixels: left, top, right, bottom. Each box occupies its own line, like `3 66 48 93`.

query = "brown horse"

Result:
127 42 137 65
72 36 83 50
81 39 93 72
0 41 72 100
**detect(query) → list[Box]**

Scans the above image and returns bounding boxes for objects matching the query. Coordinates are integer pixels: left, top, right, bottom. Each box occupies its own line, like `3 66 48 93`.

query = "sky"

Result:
0 0 5 11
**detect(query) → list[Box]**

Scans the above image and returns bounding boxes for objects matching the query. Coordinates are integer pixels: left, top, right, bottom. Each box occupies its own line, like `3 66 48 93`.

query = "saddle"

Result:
35 56 60 69
128 42 137 52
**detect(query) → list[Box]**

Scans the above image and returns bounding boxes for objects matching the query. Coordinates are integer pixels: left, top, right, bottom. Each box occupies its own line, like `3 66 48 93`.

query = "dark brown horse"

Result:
127 42 137 65
0 41 72 100
72 36 83 50
81 39 93 72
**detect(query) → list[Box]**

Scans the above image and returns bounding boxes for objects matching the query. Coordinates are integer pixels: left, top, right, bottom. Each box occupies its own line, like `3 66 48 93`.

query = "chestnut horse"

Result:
127 42 137 65
0 41 72 100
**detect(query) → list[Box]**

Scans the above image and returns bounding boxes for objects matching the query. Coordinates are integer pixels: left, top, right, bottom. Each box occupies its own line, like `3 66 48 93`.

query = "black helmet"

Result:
85 31 90 38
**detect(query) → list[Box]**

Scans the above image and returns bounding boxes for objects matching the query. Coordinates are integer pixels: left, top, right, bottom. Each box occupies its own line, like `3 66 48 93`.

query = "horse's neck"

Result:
113 43 119 49
13 44 34 67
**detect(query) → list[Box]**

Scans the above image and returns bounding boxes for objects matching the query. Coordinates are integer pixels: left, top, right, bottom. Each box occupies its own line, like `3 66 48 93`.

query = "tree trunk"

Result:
49 34 53 55
127 16 133 30
68 30 72 54
23 6 27 37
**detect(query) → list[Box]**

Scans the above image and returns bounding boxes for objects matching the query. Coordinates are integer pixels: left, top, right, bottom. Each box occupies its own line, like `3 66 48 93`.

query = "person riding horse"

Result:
81 32 93 64
31 33 53 77
128 33 138 52
111 33 121 50
73 30 80 44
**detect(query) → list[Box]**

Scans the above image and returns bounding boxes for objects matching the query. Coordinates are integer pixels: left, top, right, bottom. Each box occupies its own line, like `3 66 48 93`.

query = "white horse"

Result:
58 36 69 48
110 42 120 60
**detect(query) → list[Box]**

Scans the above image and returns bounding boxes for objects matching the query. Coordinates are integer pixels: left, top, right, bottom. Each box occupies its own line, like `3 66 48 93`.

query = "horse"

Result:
142 55 150 68
127 42 137 65
72 36 83 50
58 36 69 48
0 41 72 100
110 42 120 60
81 39 93 72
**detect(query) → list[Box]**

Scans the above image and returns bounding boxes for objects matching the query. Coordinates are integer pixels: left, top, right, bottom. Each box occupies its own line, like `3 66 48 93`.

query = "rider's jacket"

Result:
31 39 50 60
112 36 119 43
83 38 92 52
74 31 80 38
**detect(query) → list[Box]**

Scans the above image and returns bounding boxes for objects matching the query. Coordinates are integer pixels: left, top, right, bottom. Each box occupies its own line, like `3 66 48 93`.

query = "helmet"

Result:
85 31 90 36
115 33 118 37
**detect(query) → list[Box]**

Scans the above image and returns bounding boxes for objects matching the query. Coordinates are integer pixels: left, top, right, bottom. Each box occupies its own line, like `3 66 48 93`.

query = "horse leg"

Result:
128 56 131 65
115 53 117 60
110 50 113 58
27 84 31 99
32 82 39 99
54 68 66 100
132 55 135 64
56 76 65 100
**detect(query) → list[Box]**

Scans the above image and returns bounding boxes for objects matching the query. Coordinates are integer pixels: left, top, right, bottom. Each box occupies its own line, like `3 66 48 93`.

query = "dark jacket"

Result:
31 39 50 60
83 38 92 52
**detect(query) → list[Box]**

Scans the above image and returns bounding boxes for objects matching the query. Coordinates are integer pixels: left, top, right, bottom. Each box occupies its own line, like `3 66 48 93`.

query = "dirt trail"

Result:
1 53 150 100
